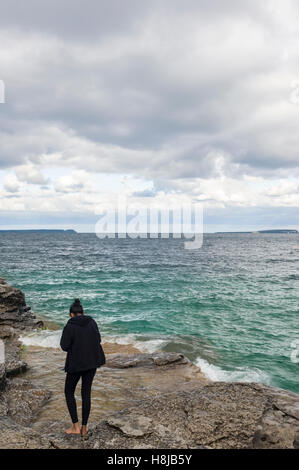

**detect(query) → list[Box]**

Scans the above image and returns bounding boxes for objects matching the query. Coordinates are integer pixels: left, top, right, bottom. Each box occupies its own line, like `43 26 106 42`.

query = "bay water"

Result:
1 232 298 393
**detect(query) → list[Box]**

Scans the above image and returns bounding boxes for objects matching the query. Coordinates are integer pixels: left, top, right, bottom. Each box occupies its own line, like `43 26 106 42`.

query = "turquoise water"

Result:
1 232 298 392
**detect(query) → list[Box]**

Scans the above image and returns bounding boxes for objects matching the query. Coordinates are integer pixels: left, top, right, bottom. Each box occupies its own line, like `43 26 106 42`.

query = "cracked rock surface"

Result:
25 382 299 449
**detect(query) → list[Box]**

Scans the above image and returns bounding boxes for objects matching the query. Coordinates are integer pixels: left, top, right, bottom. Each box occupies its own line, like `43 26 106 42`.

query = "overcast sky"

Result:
0 0 299 232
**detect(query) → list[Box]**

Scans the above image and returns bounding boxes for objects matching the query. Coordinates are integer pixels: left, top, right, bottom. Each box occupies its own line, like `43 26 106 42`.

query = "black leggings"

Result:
64 368 96 425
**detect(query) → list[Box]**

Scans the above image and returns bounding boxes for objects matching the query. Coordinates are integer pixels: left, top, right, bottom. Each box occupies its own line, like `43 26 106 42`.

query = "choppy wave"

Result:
195 356 271 384
20 330 61 348
20 330 167 354
104 334 167 353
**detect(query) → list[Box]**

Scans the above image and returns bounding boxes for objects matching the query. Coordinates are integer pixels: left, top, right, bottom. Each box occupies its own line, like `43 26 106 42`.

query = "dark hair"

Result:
70 298 83 315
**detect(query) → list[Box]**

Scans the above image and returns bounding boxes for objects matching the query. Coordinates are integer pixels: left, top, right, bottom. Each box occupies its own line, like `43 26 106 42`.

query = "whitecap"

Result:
20 330 166 354
104 334 166 353
20 330 62 349
195 356 271 384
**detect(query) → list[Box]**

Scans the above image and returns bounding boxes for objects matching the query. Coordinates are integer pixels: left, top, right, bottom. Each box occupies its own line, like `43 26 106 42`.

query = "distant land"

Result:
0 229 77 233
0 229 297 235
215 229 298 234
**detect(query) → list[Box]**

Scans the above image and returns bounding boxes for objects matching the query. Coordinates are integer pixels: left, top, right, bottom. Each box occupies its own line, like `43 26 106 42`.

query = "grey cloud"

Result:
132 189 156 198
0 0 299 183
0 0 149 40
0 1 271 41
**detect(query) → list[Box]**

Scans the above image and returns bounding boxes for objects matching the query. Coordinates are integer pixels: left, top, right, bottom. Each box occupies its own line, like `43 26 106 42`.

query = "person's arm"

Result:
60 324 72 351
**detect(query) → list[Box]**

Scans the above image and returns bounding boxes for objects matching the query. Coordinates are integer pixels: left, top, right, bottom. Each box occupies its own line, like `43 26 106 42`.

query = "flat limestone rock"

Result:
0 376 298 449
81 382 299 449
36 382 299 449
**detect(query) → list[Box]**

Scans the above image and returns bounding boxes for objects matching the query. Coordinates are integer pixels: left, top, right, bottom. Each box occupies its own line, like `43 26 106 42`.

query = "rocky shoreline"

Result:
0 278 298 449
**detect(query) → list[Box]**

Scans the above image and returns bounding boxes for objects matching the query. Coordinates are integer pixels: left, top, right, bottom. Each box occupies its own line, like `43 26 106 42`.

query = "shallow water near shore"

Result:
1 232 299 392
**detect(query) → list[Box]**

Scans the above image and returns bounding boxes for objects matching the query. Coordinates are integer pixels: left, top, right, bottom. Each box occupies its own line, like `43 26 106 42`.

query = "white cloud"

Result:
3 174 21 193
15 162 48 184
54 170 95 193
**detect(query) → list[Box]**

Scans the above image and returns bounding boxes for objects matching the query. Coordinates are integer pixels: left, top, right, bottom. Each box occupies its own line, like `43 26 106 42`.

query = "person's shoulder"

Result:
89 317 99 327
82 315 95 324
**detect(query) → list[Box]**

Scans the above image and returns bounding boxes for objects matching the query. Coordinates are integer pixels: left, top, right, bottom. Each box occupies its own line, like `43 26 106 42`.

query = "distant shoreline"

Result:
0 229 77 233
0 228 297 234
215 229 298 234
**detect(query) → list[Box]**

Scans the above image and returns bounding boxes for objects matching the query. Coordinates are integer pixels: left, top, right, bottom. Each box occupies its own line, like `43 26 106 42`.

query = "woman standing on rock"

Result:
60 299 106 436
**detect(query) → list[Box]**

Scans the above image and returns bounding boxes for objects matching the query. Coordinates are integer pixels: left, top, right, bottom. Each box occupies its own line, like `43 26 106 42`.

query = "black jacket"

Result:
60 315 106 373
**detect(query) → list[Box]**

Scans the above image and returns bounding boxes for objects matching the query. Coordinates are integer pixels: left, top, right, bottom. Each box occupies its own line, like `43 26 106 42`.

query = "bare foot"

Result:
65 423 81 435
81 425 88 437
